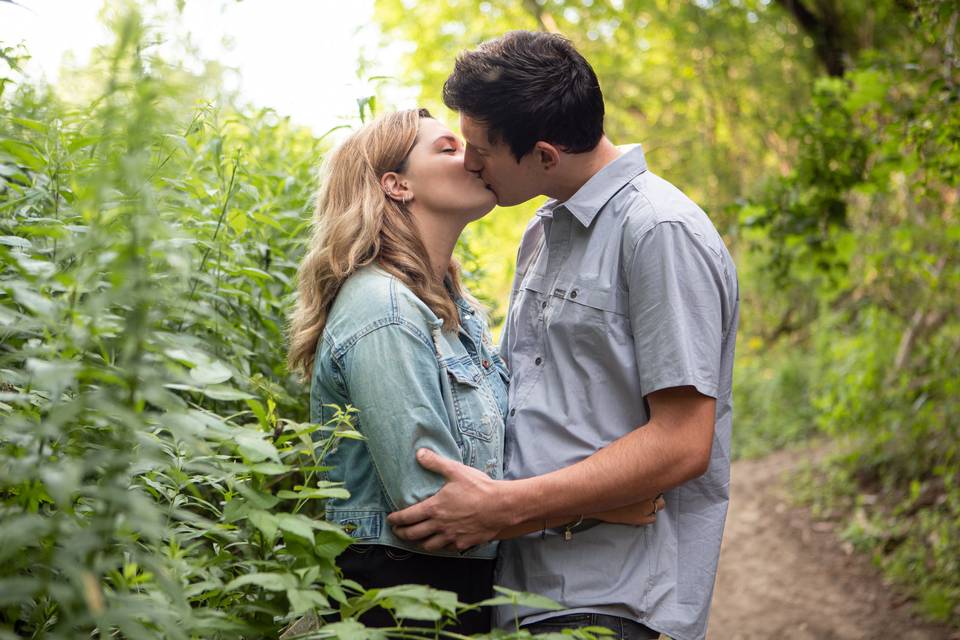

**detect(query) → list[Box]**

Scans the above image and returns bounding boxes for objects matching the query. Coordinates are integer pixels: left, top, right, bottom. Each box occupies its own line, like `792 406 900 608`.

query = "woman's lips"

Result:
475 174 496 196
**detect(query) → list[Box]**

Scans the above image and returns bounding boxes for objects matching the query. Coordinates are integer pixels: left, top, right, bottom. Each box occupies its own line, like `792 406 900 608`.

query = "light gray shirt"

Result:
494 145 739 640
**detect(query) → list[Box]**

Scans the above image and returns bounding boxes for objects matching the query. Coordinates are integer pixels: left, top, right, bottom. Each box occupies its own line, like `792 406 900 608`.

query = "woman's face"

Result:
400 118 496 223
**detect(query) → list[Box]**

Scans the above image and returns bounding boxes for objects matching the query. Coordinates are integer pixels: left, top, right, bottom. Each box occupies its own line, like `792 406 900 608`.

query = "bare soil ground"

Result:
707 447 959 640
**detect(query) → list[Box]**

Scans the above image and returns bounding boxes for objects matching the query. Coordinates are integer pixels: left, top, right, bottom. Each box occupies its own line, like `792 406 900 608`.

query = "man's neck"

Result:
547 136 622 203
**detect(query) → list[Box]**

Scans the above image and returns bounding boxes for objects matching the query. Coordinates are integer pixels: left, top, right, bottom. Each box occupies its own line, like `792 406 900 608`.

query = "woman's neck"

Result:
412 212 465 284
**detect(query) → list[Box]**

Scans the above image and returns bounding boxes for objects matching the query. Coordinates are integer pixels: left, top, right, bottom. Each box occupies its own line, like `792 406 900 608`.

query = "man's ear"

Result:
380 172 411 203
533 141 561 171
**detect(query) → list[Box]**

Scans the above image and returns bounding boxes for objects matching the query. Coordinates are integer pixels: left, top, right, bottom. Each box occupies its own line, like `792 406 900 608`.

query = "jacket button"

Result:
570 290 578 299
535 357 543 366
510 408 516 416
482 359 491 368
343 522 357 534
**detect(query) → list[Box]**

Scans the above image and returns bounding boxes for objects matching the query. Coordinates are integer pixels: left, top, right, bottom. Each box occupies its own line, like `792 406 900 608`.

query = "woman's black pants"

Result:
335 544 496 634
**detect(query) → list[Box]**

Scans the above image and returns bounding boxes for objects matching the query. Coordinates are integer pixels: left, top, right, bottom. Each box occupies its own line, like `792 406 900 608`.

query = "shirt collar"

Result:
537 144 648 227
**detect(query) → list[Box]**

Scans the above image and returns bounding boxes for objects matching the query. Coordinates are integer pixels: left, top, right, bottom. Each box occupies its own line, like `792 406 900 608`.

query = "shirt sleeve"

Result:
626 221 725 399
340 320 464 511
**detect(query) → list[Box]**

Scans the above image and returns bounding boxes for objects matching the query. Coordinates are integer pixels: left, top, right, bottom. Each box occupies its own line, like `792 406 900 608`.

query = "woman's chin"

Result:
472 190 498 215
473 203 496 220
463 199 496 222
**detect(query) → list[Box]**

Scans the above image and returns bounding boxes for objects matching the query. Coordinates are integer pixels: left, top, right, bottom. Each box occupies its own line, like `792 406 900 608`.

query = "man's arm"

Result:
495 493 666 541
389 385 714 551
509 386 714 517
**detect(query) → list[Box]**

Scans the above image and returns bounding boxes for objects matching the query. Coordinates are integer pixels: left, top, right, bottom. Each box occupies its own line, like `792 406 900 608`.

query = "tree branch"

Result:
522 0 561 34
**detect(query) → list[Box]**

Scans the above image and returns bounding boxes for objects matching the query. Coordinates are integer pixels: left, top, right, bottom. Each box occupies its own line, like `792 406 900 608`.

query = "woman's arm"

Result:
342 320 464 511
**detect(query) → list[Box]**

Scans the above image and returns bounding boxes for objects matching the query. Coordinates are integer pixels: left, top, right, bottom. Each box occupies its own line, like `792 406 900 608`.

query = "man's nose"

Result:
463 151 483 173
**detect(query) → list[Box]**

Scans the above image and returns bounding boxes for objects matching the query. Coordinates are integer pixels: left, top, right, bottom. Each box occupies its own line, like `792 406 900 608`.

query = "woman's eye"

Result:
442 147 456 153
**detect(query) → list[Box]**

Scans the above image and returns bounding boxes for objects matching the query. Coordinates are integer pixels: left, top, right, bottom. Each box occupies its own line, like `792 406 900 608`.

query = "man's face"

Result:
460 114 543 207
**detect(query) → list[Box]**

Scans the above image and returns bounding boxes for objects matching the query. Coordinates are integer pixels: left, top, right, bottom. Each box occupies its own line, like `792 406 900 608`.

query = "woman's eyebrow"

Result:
434 134 459 146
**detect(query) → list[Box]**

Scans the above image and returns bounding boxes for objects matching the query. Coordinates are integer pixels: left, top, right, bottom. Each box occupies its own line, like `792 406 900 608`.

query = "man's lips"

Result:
474 174 495 195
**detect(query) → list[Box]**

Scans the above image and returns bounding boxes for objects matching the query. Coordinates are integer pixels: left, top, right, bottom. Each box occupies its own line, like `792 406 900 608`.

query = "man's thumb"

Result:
416 448 454 476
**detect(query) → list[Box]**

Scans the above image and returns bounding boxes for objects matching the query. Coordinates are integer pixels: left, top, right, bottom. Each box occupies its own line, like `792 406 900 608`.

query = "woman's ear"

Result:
381 172 412 203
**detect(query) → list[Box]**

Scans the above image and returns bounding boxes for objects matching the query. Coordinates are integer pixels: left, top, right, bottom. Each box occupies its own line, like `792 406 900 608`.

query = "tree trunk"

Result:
776 0 847 76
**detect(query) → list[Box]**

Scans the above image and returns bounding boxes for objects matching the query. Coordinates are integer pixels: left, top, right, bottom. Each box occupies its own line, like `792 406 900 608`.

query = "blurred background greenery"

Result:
1 0 958 636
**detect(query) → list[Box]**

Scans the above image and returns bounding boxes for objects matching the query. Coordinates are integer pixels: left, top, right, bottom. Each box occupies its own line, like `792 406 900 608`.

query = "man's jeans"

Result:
522 613 661 639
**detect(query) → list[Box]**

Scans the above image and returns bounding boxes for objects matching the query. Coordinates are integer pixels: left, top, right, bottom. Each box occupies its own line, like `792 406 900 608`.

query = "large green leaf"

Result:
224 572 297 592
235 429 281 462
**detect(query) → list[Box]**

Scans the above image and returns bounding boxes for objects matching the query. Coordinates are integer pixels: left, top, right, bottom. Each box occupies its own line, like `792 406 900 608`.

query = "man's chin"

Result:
491 186 539 208
496 194 527 207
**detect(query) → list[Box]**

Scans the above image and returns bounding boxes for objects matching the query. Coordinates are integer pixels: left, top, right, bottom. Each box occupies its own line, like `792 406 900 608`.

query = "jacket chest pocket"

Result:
442 357 496 441
439 357 503 479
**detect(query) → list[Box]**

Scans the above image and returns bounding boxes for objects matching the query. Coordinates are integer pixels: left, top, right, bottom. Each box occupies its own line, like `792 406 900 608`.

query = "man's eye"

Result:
442 148 456 153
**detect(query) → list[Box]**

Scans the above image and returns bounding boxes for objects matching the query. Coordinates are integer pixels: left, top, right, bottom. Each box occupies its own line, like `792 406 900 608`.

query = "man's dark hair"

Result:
443 30 605 162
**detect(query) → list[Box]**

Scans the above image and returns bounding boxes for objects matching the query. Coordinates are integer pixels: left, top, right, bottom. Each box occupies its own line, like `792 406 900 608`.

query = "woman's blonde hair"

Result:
287 108 475 380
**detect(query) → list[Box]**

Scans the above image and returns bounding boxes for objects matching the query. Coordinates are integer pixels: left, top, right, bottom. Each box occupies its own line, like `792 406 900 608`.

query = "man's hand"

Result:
387 448 513 551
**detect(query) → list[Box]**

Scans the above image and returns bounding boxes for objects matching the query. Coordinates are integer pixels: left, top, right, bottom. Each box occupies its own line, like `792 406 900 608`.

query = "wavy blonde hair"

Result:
288 108 475 380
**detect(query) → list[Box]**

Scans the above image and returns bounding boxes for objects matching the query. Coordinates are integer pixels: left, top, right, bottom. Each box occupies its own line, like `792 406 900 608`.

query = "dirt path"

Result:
707 446 958 640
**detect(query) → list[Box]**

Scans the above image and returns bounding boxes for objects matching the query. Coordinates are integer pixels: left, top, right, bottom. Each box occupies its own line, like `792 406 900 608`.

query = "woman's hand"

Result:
592 494 666 526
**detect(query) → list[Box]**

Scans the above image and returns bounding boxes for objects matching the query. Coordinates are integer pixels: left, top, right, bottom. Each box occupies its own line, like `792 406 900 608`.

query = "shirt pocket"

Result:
512 272 547 323
547 280 632 351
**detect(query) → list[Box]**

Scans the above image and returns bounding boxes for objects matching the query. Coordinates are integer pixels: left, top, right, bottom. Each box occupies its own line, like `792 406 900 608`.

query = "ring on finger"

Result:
650 492 665 516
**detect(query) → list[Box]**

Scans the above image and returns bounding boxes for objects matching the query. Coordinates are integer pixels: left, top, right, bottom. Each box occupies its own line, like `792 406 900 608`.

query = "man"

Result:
388 30 739 640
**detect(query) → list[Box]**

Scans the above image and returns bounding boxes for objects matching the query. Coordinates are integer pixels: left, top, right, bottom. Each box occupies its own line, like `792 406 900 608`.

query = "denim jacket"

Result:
310 266 508 559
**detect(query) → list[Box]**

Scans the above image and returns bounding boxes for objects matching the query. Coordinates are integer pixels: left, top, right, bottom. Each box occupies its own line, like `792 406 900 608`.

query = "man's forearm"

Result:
503 393 715 523
496 495 661 540
496 514 576 540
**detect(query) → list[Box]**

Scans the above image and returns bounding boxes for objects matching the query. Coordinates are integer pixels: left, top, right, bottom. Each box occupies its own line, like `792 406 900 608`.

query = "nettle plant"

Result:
0 8 587 640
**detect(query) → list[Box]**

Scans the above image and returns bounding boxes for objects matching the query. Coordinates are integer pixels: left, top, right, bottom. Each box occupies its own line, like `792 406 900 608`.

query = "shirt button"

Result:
541 300 548 309
535 357 543 366
510 408 516 416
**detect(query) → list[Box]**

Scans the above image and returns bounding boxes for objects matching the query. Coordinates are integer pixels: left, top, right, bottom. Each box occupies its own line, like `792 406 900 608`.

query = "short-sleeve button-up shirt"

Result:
494 145 739 640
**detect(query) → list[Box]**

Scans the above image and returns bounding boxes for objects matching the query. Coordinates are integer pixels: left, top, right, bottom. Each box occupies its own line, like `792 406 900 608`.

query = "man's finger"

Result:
387 498 434 527
392 520 439 542
420 533 452 553
415 448 463 479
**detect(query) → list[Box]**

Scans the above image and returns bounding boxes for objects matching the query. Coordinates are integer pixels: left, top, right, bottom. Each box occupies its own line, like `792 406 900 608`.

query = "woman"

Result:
287 109 661 633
